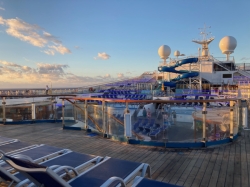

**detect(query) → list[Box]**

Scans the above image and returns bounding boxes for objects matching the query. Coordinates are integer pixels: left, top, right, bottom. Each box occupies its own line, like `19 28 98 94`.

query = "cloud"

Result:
48 44 71 55
37 63 68 75
126 71 132 74
94 52 111 60
104 74 111 78
0 7 5 11
43 49 55 55
240 57 250 61
117 73 124 78
0 16 71 55
74 46 80 49
0 60 133 87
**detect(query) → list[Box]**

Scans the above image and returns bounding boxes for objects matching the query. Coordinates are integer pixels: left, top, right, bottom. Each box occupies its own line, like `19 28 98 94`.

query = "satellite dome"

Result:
158 45 171 60
174 50 180 57
219 36 237 54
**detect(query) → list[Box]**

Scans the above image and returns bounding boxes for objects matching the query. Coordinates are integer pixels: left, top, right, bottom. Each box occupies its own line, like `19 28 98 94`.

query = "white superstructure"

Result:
157 25 250 97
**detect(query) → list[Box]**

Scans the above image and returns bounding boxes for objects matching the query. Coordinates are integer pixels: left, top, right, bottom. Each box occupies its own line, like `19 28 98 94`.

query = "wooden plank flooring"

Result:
0 123 249 187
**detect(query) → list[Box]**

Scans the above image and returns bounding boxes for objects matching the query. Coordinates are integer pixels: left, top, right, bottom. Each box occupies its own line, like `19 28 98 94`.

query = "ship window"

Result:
222 74 232 78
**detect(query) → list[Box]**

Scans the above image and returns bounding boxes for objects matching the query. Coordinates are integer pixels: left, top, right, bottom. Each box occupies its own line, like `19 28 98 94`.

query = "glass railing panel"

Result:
106 105 125 138
205 107 230 142
61 100 75 127
232 103 239 136
87 104 103 133
5 105 32 121
166 104 198 142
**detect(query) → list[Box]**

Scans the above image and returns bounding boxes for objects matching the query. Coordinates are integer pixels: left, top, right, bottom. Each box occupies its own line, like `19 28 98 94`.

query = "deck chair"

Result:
0 136 17 145
131 176 182 187
0 151 103 187
3 156 150 187
0 144 70 170
0 140 38 155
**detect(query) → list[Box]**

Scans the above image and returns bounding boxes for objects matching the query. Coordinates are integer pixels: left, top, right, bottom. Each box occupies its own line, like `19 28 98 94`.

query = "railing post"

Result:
53 99 57 121
74 101 77 123
202 102 207 145
193 119 196 142
62 99 65 128
2 97 6 125
102 100 106 137
237 99 242 135
84 100 88 130
31 102 36 123
230 101 234 141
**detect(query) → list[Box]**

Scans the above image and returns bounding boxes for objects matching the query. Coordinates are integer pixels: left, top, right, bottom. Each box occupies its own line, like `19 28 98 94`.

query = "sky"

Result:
0 0 249 88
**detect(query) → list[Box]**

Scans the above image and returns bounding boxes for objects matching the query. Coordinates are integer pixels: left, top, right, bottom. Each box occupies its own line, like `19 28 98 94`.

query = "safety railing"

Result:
59 97 242 147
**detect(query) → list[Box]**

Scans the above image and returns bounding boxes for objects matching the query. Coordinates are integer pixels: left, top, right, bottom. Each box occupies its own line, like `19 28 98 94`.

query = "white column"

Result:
31 102 36 121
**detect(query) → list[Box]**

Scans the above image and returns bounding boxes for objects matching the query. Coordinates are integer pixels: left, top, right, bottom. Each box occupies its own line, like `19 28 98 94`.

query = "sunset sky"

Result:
0 0 249 88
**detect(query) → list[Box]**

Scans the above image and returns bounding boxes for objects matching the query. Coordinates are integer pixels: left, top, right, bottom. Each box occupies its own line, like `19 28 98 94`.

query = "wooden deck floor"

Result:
0 123 249 187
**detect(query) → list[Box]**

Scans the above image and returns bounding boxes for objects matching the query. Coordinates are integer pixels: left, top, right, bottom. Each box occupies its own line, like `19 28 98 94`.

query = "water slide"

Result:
158 57 199 87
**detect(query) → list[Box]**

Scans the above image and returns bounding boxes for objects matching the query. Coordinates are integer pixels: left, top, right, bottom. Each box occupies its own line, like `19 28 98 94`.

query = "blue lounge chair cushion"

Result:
41 152 96 168
69 158 142 187
1 145 65 171
14 145 63 161
0 136 14 144
0 141 32 153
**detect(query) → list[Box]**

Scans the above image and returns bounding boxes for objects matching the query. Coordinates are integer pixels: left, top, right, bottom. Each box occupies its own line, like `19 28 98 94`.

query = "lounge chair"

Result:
149 129 161 139
0 144 69 170
132 176 182 187
0 141 38 155
0 136 17 145
3 156 150 187
0 151 103 187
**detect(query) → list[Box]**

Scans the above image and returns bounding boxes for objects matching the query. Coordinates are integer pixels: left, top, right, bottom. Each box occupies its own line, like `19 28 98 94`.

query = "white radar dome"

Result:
219 36 237 54
158 45 171 60
174 50 180 57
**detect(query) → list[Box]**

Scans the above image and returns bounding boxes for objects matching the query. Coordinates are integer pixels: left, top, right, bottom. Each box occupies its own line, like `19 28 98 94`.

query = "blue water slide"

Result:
158 57 199 88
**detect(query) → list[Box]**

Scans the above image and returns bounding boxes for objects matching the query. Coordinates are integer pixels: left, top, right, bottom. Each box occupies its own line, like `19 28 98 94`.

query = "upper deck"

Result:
0 122 249 187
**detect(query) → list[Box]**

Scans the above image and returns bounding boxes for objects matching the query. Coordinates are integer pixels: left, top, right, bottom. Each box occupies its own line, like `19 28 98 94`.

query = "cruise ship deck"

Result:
0 122 249 187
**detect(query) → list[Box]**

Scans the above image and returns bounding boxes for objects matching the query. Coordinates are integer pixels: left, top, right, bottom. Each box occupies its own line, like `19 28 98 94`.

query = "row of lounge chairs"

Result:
96 94 146 100
133 119 168 139
0 136 180 187
99 90 133 95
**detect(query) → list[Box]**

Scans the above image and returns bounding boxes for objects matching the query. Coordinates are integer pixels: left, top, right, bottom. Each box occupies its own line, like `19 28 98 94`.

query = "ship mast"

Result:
192 24 214 59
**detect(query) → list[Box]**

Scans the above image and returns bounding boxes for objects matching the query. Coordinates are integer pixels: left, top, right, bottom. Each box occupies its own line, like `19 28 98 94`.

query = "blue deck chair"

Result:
3 156 150 187
149 129 161 138
0 136 17 145
2 144 69 167
0 141 38 155
132 176 182 187
0 151 103 187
